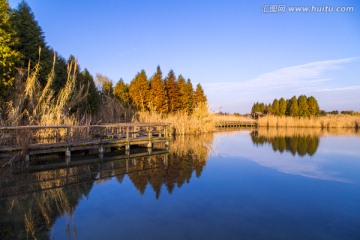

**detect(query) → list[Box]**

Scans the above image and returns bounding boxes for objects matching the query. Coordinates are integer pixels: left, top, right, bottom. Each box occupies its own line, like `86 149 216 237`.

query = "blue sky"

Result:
9 0 360 113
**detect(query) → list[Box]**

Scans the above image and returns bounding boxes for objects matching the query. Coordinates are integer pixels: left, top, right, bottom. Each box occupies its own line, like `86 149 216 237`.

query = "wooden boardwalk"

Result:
0 123 170 161
215 120 257 128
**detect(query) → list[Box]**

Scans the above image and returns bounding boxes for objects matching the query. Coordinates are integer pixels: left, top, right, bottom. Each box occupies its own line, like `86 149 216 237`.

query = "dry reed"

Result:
257 115 360 129
2 51 86 127
136 103 215 135
255 126 359 138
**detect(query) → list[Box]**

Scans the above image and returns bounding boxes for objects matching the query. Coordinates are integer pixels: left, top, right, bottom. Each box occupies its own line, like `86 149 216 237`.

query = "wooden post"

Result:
65 127 71 157
100 127 103 143
55 129 59 143
66 127 70 144
99 145 104 154
148 127 152 141
126 127 129 141
65 148 71 157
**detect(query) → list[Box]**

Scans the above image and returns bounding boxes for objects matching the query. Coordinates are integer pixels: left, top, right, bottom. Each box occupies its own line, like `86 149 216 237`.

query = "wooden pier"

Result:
0 123 170 161
215 120 257 128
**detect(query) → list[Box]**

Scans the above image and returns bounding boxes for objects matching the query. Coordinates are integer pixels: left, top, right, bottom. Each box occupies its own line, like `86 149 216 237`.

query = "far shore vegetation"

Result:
1 0 359 136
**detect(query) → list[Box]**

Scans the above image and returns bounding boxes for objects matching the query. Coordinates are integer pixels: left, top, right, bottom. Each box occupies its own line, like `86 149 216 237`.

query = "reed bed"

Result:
136 103 215 135
255 126 359 138
257 115 360 129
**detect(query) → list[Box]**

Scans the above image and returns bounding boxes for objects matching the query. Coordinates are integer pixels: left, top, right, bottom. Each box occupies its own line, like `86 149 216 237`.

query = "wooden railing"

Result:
0 123 171 160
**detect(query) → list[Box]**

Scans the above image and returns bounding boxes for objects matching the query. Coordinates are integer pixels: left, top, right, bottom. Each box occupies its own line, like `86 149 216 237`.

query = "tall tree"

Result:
82 68 100 114
165 70 181 113
278 98 287 116
0 0 21 103
52 53 68 94
288 96 299 117
10 0 53 86
307 96 320 116
149 66 168 113
298 95 309 117
251 102 258 113
272 99 280 116
129 70 149 111
114 78 130 105
193 83 207 108
177 75 187 111
265 103 273 114
183 79 194 114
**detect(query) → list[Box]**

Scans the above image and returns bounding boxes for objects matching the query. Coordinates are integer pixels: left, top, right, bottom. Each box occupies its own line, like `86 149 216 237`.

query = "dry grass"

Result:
136 103 215 135
255 126 360 138
2 52 86 127
257 115 360 129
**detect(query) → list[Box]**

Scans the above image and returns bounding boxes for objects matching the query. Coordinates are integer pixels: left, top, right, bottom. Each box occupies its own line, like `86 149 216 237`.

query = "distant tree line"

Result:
251 95 320 117
321 110 360 116
0 0 207 124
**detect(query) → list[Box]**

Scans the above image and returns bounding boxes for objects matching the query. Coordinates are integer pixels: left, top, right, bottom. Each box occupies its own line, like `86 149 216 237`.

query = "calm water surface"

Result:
1 129 360 239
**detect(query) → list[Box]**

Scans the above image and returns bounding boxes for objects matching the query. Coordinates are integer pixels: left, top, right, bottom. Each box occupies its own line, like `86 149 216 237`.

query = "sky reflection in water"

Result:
1 129 359 240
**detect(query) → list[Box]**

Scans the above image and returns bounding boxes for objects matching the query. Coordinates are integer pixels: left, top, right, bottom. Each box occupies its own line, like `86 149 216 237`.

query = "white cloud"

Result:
204 57 359 112
315 85 360 92
205 57 357 93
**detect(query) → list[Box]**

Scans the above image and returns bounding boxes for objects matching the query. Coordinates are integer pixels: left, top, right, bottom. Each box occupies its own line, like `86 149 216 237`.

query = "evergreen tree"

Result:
288 96 299 117
193 83 207 108
10 0 53 86
165 70 181 113
252 102 260 113
177 75 187 111
52 53 68 94
278 98 287 116
149 66 167 113
82 68 100 114
307 96 320 116
272 99 280 116
129 70 149 111
298 95 309 117
184 79 194 114
265 103 273 114
0 0 21 102
259 102 266 113
178 75 194 113
114 78 130 105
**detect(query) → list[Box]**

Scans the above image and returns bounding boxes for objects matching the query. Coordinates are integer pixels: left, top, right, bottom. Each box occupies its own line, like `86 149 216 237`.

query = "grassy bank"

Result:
257 115 360 129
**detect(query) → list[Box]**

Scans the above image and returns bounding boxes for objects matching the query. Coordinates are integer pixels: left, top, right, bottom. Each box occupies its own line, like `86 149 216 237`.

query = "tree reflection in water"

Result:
0 133 213 239
251 128 321 156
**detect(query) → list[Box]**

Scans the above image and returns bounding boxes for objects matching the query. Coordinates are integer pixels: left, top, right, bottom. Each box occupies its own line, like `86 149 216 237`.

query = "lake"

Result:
1 128 360 240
